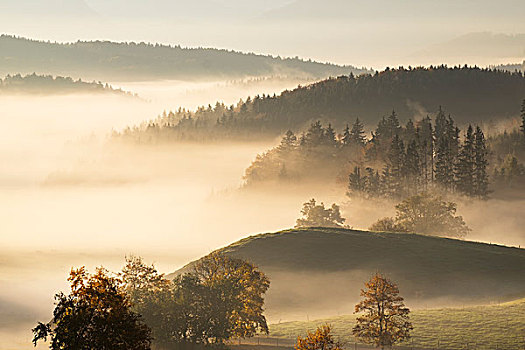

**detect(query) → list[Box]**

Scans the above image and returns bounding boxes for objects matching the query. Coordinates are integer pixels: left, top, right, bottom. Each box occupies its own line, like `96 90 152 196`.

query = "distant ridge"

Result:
0 35 369 82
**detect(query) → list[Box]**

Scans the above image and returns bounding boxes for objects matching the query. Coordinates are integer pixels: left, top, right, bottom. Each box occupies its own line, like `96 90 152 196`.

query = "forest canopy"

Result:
115 66 525 143
0 35 369 81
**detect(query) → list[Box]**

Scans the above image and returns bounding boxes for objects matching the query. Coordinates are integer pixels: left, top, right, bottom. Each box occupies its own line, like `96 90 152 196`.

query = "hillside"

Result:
270 298 525 350
0 73 134 96
0 35 368 82
171 228 525 322
119 66 525 144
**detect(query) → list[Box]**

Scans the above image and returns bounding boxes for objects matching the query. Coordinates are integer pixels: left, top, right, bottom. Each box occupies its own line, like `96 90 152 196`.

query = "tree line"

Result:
0 73 133 95
114 66 525 143
244 102 525 199
33 254 269 350
1 35 367 82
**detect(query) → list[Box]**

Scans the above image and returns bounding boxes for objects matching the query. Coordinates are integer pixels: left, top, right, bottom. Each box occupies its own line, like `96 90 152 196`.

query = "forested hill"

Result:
170 228 525 319
117 66 525 143
0 35 369 81
0 73 134 96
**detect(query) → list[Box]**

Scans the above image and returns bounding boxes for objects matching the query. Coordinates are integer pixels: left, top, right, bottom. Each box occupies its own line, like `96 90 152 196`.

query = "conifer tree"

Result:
521 99 525 137
342 124 351 145
348 166 364 193
384 135 405 197
324 123 337 146
455 125 475 196
403 140 420 194
473 126 489 198
349 117 366 146
435 136 455 191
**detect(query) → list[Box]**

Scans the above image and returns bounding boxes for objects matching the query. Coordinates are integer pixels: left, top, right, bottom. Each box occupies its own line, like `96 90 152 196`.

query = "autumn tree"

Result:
120 256 180 347
295 325 343 350
295 198 346 228
189 253 271 344
33 267 151 350
353 273 412 350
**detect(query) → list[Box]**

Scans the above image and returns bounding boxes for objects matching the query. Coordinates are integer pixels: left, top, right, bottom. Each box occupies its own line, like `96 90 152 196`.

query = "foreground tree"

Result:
190 253 270 343
120 256 178 347
295 325 343 350
353 273 412 350
296 198 346 228
33 267 151 350
369 192 470 238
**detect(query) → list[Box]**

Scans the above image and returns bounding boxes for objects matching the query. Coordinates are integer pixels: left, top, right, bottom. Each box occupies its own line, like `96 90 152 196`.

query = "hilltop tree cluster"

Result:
245 107 490 199
348 108 490 198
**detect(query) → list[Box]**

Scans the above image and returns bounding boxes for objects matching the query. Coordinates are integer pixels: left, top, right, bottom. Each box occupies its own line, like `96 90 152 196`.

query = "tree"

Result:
455 124 475 196
353 273 412 350
521 99 525 137
349 117 366 146
33 267 152 350
279 130 298 150
189 253 270 343
369 217 403 233
375 192 471 238
295 325 343 350
473 126 489 198
120 256 180 347
295 198 346 228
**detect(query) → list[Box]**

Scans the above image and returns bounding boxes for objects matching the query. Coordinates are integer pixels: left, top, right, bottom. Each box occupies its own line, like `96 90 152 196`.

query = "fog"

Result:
1 81 524 348
0 81 305 348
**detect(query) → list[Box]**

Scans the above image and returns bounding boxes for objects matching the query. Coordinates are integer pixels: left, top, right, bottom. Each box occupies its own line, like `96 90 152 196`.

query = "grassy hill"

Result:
0 35 368 82
270 298 525 350
171 228 525 322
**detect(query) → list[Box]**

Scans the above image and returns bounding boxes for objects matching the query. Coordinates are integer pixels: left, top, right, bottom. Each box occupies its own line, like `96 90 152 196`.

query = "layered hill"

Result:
0 35 368 82
120 66 525 144
171 228 525 322
0 73 134 96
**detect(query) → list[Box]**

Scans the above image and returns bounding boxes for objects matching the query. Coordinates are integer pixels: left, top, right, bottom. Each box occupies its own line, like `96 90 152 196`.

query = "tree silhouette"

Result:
353 273 412 350
32 267 151 350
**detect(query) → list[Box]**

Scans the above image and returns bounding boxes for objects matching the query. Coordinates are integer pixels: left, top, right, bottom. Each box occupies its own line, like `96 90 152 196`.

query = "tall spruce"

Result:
349 117 366 146
521 99 525 137
403 140 420 195
473 126 489 198
384 135 405 197
455 125 475 196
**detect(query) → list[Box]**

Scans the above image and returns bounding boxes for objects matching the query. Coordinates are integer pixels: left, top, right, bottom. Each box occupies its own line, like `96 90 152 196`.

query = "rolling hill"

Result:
121 66 525 143
0 35 368 82
0 73 134 96
270 298 525 350
171 228 525 322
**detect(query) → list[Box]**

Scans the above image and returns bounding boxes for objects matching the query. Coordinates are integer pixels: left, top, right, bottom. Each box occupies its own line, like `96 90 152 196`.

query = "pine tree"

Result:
349 117 366 146
404 119 416 143
521 99 525 137
384 135 405 197
279 130 297 150
417 116 434 188
435 136 455 191
348 166 365 194
473 126 489 198
403 140 420 194
342 124 351 145
324 123 337 146
455 125 475 196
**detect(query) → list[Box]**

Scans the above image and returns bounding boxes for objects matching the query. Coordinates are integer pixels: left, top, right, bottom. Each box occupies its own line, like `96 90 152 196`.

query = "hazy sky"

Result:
1 0 524 68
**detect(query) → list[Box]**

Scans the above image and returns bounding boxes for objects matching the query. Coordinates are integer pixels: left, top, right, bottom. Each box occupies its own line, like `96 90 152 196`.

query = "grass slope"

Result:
270 298 525 350
172 228 525 320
